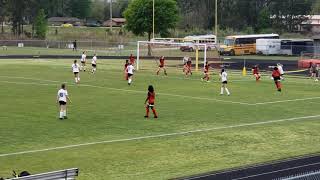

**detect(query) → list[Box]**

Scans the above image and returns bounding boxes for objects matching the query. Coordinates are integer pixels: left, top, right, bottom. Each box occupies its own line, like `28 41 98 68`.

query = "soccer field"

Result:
0 59 320 179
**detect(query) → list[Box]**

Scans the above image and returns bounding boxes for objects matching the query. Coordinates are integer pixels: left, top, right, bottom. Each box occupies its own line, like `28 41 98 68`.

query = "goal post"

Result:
136 41 208 71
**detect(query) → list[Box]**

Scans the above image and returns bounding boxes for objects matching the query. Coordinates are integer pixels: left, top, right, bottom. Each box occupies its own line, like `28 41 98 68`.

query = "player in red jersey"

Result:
201 61 211 82
144 85 158 118
156 56 167 75
184 58 192 77
129 54 135 65
272 67 282 92
124 59 129 80
252 65 261 82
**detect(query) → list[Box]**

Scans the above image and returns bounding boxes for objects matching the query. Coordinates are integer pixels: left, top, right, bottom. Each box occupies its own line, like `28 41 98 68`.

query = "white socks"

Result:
128 78 132 84
75 77 80 83
59 111 67 119
225 88 230 95
220 87 230 95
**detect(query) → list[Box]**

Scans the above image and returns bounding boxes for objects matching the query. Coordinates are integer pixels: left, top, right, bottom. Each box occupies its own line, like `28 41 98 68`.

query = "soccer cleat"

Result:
206 80 211 83
201 78 204 81
64 116 68 119
59 118 63 120
278 89 281 92
154 116 158 118
144 116 149 118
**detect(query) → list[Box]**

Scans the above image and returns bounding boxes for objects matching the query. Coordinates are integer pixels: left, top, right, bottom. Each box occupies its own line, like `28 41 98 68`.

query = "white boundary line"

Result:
0 114 319 158
0 79 250 105
1 76 320 106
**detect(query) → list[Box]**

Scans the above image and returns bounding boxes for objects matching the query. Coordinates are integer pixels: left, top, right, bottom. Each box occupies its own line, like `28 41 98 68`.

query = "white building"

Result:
299 15 320 33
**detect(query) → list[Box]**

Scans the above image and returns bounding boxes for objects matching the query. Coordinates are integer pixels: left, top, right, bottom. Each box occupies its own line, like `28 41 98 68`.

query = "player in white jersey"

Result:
277 63 284 80
91 54 97 74
80 51 86 71
56 83 72 120
219 69 230 96
72 60 80 84
126 62 135 85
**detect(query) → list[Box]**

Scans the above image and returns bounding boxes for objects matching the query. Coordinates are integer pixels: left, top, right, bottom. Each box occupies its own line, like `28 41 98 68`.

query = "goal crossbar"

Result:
136 41 207 71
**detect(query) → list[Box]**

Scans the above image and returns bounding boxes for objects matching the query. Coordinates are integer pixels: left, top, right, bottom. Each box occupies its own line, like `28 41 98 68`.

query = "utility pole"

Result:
110 0 113 31
215 0 218 41
152 0 155 39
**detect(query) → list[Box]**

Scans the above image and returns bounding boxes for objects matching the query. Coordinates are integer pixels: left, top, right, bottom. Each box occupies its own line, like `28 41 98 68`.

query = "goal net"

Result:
136 41 219 72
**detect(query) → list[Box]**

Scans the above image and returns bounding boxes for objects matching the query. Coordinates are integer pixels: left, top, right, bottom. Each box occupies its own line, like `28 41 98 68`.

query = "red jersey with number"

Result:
272 69 281 77
159 58 165 66
147 92 155 104
253 67 259 74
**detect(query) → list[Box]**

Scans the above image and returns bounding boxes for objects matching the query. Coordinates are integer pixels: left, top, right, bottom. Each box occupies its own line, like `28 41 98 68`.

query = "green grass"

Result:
0 59 320 179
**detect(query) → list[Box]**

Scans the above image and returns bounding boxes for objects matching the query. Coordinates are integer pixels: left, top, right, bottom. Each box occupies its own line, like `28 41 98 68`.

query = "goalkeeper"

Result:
156 56 167 75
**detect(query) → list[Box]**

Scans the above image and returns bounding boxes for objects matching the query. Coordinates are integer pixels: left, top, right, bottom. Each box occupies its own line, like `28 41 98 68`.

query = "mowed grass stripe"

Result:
1 114 320 158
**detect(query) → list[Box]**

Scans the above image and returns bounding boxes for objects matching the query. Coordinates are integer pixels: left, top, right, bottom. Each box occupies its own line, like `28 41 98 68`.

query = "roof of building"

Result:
48 17 81 22
110 18 126 23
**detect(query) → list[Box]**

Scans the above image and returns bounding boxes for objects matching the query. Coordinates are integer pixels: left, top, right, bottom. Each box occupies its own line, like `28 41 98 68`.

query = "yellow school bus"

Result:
219 34 279 56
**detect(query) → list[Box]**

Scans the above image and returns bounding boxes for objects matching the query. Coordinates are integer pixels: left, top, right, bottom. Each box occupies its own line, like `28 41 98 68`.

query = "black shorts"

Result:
147 103 154 108
128 73 133 77
222 81 227 84
92 64 96 67
159 65 164 68
312 71 317 73
74 72 79 75
81 61 86 64
59 101 66 105
273 76 280 81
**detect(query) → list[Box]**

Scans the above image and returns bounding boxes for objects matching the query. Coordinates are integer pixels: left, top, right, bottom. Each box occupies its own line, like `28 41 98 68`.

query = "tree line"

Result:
177 0 318 33
0 0 319 39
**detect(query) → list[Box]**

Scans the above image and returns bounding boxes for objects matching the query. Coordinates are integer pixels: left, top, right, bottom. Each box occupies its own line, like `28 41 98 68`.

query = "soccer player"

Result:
72 60 80 84
124 59 129 80
126 62 135 85
184 58 192 77
144 85 158 118
57 83 72 120
252 65 261 82
156 56 167 75
91 54 97 74
272 67 282 92
201 61 211 82
310 63 318 81
129 54 135 65
183 56 189 65
80 51 87 71
277 63 285 80
219 69 230 96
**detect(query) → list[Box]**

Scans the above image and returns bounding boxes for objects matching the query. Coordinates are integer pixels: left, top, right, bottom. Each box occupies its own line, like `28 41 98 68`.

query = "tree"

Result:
34 9 47 39
70 0 91 19
256 8 271 32
124 0 178 39
124 0 179 55
0 0 7 34
269 0 313 32
312 0 320 14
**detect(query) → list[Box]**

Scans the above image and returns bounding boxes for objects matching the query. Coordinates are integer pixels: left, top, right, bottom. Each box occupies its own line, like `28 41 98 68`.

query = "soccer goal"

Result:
136 41 218 71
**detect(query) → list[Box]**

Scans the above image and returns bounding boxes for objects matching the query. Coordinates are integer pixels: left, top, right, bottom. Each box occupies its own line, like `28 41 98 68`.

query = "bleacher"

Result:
5 168 79 180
